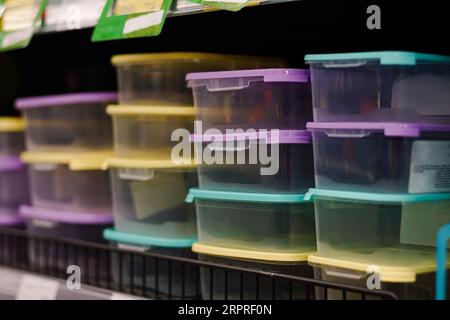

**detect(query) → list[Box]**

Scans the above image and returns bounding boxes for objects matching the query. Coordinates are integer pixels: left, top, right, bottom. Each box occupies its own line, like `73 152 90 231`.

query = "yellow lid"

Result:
21 151 112 170
103 157 196 170
106 105 196 117
192 243 312 262
111 52 285 66
0 117 25 132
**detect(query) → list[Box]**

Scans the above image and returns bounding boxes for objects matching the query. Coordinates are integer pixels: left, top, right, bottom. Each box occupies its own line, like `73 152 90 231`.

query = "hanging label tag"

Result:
115 0 163 15
187 0 259 12
16 275 59 300
123 10 164 34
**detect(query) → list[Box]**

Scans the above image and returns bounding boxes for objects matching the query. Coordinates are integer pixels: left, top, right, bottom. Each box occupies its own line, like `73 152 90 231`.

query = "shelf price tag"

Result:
186 0 260 12
16 274 59 300
92 0 173 42
0 0 47 52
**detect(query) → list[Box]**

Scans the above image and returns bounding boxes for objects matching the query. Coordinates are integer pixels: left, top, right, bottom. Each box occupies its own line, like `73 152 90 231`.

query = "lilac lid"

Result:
15 92 117 110
307 122 450 138
0 157 25 171
190 130 311 144
19 205 113 225
0 213 23 226
186 68 309 83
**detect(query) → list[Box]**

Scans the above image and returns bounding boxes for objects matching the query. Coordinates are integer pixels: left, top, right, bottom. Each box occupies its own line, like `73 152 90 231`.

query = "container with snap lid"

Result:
112 53 286 105
0 117 25 157
15 92 116 152
305 51 450 124
21 151 112 214
186 68 312 130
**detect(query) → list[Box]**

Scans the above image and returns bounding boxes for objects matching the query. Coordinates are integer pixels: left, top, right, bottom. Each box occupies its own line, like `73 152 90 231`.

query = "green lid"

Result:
304 51 450 66
304 188 450 203
103 228 197 248
186 188 310 204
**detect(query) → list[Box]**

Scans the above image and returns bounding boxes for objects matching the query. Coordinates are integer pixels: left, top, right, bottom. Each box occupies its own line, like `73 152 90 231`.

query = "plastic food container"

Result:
309 255 449 300
104 228 199 298
0 117 25 157
191 130 314 194
112 53 286 105
305 51 450 123
15 92 116 152
106 158 198 239
0 157 29 209
187 69 312 130
305 188 450 260
108 105 195 161
193 243 313 300
21 151 111 214
186 189 316 253
308 122 450 194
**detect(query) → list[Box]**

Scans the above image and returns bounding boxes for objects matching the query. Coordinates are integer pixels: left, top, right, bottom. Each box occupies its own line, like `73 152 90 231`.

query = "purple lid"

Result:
19 205 113 225
186 68 309 83
307 122 450 138
15 92 117 110
0 213 23 226
0 157 25 171
190 130 311 144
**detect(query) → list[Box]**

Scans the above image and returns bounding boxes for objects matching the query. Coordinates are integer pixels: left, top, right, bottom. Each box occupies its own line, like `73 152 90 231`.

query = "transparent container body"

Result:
0 132 25 157
0 168 29 208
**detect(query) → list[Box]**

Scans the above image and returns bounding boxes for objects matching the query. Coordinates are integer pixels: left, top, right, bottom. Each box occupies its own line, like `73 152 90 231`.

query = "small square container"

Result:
106 158 198 239
193 243 313 300
21 151 111 214
0 117 25 157
187 69 312 130
112 53 286 105
305 51 450 123
308 122 450 194
186 189 316 253
0 157 29 208
305 188 450 259
191 130 314 194
108 105 195 160
15 92 116 152
309 255 449 300
104 228 199 298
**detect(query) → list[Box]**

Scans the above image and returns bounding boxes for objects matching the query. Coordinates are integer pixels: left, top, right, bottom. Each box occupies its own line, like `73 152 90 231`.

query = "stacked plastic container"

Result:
15 93 116 273
304 51 450 299
186 68 316 299
103 53 286 297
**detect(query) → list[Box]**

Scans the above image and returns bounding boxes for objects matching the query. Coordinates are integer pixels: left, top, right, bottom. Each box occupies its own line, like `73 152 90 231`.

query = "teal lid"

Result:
186 188 310 204
304 51 450 66
103 228 197 248
304 188 450 203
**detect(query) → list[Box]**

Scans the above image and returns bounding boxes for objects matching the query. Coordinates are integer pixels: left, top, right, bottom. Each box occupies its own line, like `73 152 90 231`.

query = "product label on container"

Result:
408 141 450 193
16 275 59 300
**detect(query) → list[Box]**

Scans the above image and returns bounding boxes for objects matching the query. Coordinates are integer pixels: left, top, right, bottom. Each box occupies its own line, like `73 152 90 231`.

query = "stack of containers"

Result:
304 51 450 299
103 53 287 297
185 68 317 299
15 93 116 273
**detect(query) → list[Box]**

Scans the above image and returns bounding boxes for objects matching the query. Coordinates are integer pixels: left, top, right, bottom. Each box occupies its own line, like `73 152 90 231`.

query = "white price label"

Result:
123 10 164 34
16 275 59 300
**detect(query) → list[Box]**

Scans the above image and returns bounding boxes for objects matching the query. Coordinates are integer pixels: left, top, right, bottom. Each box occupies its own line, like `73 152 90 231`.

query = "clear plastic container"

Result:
305 188 450 260
15 92 116 152
106 158 198 239
308 122 450 194
187 69 312 130
104 228 199 298
0 117 25 157
309 255 449 300
305 51 450 123
0 157 29 209
194 243 313 300
112 53 286 105
191 130 314 193
186 189 316 253
108 105 195 160
21 151 112 214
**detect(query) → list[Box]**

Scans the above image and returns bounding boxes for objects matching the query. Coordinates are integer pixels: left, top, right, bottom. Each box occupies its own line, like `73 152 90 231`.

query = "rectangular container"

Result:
193 243 313 300
191 130 314 194
104 228 199 298
112 53 286 105
187 69 312 130
0 157 29 208
15 92 116 152
107 158 198 239
308 122 450 194
108 105 195 161
305 188 450 259
309 255 449 300
21 151 111 214
0 117 25 157
186 189 316 253
305 51 450 124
